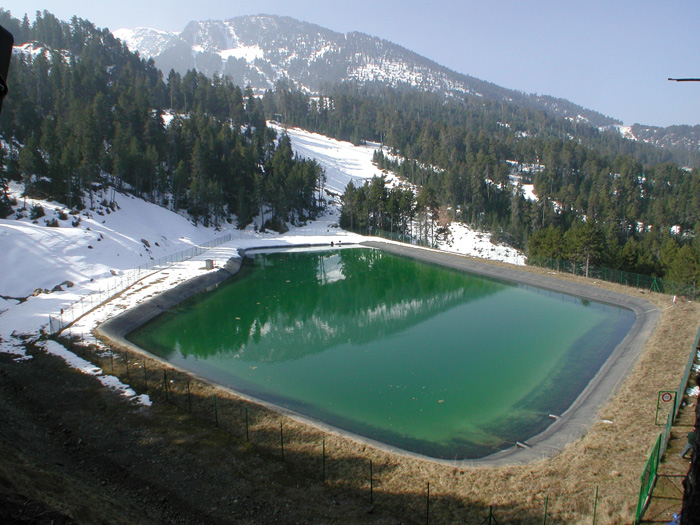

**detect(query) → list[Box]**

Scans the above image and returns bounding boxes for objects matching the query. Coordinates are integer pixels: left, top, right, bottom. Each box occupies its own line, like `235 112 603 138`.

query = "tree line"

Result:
3 10 700 288
0 10 323 230
261 83 700 288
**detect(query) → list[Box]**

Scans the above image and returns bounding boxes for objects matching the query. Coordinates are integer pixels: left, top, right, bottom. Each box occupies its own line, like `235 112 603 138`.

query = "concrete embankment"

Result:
94 239 661 465
95 252 244 350
362 240 661 464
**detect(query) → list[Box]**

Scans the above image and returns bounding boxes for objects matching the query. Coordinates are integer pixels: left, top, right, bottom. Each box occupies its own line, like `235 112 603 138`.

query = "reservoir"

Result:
127 247 636 459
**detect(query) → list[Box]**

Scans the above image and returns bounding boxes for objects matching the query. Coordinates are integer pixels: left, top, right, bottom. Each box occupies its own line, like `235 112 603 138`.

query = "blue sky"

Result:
3 0 699 128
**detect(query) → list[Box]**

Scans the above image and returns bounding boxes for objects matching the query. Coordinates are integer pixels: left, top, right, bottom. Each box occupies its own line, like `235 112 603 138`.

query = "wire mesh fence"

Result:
50 292 698 524
634 325 700 523
527 256 698 299
47 232 237 335
60 337 597 524
44 232 700 522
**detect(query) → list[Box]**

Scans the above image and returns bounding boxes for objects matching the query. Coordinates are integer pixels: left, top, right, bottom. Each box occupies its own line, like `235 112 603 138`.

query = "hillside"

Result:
3 9 700 303
114 15 619 129
619 123 700 164
0 168 697 524
114 15 700 159
0 122 523 353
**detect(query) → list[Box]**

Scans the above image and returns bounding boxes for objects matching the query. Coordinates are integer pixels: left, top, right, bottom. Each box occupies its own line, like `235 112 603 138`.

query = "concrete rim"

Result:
95 240 660 466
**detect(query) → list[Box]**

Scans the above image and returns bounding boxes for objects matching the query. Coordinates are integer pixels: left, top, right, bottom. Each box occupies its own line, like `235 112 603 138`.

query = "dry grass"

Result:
89 263 700 524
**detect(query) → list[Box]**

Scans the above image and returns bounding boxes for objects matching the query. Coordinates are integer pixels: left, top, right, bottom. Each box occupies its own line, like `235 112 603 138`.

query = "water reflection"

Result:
133 248 507 362
128 248 635 459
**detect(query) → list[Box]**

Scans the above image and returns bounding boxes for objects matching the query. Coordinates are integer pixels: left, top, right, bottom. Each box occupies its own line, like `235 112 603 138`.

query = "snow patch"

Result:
39 340 152 406
113 27 178 58
41 339 102 375
219 45 264 62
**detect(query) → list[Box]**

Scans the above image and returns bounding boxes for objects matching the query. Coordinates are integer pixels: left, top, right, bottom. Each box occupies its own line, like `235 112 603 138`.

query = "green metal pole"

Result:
369 460 373 506
213 395 218 427
322 438 326 483
592 486 598 525
426 482 430 525
280 423 284 460
543 495 548 525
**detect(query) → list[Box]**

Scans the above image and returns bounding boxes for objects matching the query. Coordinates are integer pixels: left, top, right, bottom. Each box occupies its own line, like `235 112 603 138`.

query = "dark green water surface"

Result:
128 247 635 459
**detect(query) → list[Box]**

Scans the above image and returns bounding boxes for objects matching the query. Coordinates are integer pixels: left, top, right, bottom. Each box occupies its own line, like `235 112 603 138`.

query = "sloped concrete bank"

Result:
94 240 660 466
361 240 661 465
95 252 244 351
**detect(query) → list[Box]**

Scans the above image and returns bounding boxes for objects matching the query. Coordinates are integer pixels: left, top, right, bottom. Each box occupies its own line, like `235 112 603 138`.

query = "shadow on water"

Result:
61 336 569 524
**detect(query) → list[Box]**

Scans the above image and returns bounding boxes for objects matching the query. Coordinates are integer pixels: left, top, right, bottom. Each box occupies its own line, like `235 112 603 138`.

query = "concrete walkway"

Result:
639 393 696 523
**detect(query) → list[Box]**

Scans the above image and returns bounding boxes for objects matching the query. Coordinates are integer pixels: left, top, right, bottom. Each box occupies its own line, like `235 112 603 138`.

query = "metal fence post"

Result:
543 495 548 524
592 486 598 525
369 460 373 506
322 437 325 482
426 482 430 525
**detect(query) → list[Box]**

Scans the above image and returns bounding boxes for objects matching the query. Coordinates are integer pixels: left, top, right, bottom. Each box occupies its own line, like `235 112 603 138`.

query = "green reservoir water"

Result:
128 247 635 459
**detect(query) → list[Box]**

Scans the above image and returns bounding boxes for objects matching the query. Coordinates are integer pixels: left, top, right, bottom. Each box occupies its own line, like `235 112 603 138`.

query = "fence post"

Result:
369 460 373 506
480 505 498 525
322 438 326 482
426 482 430 525
592 486 598 525
543 495 548 524
280 423 284 460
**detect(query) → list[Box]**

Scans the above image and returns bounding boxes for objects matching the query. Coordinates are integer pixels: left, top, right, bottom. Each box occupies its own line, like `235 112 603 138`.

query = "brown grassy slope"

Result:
291 272 699 524
2 262 697 524
95 262 700 524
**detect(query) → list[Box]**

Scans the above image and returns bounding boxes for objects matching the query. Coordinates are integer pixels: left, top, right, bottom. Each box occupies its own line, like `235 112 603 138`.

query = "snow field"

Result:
0 124 523 382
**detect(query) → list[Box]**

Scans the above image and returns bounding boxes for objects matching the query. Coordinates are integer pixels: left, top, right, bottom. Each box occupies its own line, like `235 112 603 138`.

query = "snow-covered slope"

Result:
271 123 524 264
113 15 618 128
612 123 700 154
112 27 178 58
0 185 228 298
0 124 523 362
268 122 397 197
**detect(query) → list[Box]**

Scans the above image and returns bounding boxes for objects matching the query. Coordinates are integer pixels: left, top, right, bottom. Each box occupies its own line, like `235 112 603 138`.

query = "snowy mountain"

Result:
112 26 178 57
114 15 619 128
615 124 700 160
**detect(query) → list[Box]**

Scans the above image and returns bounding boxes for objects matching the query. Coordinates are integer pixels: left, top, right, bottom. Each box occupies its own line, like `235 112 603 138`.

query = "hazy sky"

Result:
3 0 699 128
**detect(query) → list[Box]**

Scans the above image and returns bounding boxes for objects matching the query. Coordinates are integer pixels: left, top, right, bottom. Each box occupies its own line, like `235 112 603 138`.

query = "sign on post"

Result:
655 390 676 426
